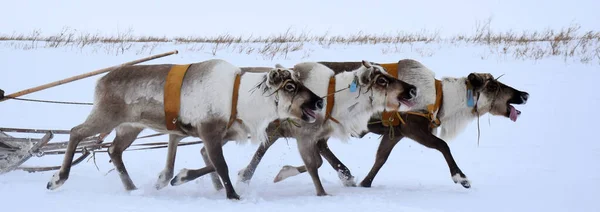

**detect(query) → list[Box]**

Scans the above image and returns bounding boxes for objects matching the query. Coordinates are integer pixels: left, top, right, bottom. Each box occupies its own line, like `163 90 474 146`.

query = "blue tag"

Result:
467 89 475 107
349 79 357 92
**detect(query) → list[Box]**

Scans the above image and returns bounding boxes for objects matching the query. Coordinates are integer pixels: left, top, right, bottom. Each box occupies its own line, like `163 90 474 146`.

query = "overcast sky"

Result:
2 0 599 37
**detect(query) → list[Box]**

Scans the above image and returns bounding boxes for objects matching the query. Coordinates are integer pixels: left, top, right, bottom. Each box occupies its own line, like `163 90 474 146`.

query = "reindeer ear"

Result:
275 64 285 69
279 68 291 79
468 73 484 88
358 64 376 85
361 60 373 68
267 69 282 87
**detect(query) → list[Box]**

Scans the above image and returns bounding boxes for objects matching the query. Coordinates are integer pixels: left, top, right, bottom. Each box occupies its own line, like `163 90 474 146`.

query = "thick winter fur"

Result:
167 60 418 197
293 61 413 141
233 59 530 190
389 59 437 112
44 59 323 200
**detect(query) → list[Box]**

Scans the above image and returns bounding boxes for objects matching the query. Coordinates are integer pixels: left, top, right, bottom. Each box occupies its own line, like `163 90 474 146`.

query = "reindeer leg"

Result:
407 126 471 189
107 125 144 191
359 130 403 188
273 164 308 183
170 141 229 187
47 110 121 190
297 139 327 196
272 138 357 187
155 134 186 190
202 145 223 191
173 120 240 200
237 137 278 185
316 139 356 187
198 122 239 199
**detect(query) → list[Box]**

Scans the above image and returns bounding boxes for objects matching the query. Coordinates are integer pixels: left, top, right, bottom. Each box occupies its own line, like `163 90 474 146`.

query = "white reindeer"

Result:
45 59 325 200
166 60 418 196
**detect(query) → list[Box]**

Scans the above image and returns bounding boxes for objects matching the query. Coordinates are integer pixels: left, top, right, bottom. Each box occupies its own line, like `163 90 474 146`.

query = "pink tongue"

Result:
304 108 316 118
509 105 519 122
400 99 415 108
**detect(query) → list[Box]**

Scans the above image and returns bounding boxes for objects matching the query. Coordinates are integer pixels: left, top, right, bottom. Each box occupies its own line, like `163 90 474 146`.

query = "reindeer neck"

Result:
329 71 358 116
330 70 379 123
236 73 280 142
438 78 472 120
436 77 482 141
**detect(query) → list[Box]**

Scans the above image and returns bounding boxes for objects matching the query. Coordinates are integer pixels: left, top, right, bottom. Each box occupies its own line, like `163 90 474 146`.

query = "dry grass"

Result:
1 23 599 63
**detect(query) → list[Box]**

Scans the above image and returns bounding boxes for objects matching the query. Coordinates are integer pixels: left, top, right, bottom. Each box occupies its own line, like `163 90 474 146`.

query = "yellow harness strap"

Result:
164 64 192 130
325 76 340 124
227 73 243 129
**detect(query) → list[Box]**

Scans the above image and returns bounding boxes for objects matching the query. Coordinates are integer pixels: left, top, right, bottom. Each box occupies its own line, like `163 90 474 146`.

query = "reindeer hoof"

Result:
452 173 471 189
317 192 330 196
461 181 471 189
227 193 241 200
358 180 372 188
343 181 357 187
46 172 66 190
155 180 169 190
170 169 190 186
338 172 356 187
273 165 300 183
155 170 173 190
341 176 357 187
237 167 254 184
125 185 138 191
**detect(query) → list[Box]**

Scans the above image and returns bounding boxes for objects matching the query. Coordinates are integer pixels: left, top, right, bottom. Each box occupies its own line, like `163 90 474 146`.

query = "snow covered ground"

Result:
0 40 598 212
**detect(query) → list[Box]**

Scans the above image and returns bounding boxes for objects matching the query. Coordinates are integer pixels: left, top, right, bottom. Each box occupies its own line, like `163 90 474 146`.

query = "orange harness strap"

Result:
325 76 340 124
164 65 242 131
227 73 243 129
164 64 192 130
379 63 399 77
404 79 443 128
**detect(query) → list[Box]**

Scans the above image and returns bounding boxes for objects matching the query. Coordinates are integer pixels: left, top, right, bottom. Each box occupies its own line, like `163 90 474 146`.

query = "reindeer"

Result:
148 60 418 197
45 59 325 200
229 59 530 191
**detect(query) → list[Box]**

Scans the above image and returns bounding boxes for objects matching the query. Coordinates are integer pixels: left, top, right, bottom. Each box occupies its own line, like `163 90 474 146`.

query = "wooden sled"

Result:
0 50 195 175
0 127 203 174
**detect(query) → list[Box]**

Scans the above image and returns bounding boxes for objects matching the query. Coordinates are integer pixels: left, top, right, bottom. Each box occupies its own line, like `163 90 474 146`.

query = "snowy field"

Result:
1 1 599 211
1 40 598 212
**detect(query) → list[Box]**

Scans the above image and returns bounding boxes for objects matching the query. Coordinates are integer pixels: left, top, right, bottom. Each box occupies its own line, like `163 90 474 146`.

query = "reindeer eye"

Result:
284 83 296 92
376 76 388 86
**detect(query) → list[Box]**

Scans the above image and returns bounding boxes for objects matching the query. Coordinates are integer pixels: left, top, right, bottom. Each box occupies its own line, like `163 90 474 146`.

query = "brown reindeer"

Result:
231 59 530 190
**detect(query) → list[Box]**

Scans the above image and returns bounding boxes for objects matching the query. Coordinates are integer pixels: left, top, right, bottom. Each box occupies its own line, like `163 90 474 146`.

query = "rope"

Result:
2 96 93 106
476 110 481 147
474 74 504 147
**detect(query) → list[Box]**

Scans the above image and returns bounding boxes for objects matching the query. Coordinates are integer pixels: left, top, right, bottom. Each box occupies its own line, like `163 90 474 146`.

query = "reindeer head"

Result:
466 73 529 122
355 60 418 112
265 68 323 123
